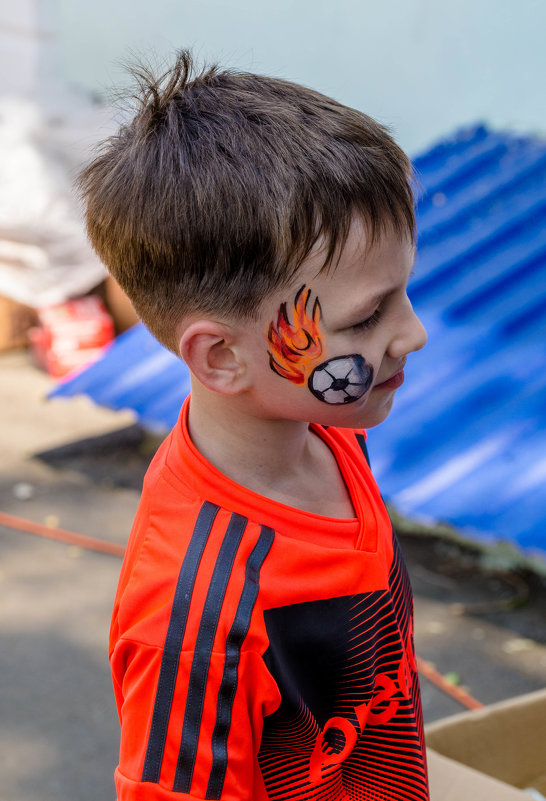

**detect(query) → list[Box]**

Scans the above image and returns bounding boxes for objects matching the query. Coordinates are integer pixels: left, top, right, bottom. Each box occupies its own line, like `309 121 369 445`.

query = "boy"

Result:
80 51 428 801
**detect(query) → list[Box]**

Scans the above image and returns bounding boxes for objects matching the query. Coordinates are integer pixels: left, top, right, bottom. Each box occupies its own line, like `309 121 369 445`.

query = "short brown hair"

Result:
79 51 415 352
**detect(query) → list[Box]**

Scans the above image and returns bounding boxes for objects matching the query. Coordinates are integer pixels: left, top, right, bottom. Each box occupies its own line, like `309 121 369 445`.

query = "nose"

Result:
388 302 428 360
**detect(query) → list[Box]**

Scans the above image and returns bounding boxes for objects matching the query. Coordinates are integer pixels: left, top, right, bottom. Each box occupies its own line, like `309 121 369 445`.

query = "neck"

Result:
187 384 311 489
186 383 355 518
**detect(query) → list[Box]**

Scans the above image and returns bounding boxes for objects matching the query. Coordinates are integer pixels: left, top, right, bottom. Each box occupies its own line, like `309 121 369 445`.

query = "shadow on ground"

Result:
2 629 118 801
1 532 120 801
35 425 162 491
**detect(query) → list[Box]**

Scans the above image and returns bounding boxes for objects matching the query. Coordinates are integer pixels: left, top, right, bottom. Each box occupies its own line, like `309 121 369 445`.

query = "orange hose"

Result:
416 655 484 710
0 510 126 557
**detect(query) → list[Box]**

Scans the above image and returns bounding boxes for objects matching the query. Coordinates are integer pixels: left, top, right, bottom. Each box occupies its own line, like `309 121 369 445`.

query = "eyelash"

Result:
351 308 383 332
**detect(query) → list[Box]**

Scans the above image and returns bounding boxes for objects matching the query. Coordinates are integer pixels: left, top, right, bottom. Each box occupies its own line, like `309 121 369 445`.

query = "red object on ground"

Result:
0 510 126 557
29 296 114 377
415 656 484 710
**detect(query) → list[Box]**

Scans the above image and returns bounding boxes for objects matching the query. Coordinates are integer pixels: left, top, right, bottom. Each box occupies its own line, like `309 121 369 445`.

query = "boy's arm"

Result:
108 476 279 800
111 638 278 801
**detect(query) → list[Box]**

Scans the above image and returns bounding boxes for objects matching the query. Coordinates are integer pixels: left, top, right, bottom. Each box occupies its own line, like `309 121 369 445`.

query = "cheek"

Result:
308 354 374 405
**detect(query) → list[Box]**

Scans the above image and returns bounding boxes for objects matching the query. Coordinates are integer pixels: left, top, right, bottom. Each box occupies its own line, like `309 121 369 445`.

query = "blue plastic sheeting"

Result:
51 124 546 557
50 324 190 432
368 124 546 557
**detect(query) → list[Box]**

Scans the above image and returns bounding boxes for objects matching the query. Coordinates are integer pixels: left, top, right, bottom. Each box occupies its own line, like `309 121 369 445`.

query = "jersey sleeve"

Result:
110 502 279 801
112 640 278 801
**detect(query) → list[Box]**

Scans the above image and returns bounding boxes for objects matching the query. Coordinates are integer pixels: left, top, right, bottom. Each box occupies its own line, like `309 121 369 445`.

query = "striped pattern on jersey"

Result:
142 500 274 798
258 534 428 801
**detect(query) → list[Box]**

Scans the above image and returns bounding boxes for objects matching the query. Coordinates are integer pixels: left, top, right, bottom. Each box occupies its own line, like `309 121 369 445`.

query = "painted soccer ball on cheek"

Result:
308 354 373 405
267 287 375 406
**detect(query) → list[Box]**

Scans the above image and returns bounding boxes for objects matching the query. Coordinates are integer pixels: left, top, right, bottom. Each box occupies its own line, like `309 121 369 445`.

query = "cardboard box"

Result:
103 275 139 333
426 688 546 800
0 294 37 351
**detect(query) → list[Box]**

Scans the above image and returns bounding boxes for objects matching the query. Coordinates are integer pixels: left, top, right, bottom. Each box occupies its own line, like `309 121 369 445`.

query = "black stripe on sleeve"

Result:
142 500 219 784
205 525 275 800
355 432 371 467
173 512 248 793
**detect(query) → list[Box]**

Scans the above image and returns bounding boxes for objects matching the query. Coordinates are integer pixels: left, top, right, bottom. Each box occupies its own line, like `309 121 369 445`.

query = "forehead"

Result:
298 218 415 297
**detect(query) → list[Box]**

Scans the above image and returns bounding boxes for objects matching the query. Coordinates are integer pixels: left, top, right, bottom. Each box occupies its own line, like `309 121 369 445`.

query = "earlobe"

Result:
178 321 249 395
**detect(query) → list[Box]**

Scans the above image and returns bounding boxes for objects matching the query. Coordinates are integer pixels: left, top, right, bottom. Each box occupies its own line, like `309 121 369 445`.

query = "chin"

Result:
329 393 395 430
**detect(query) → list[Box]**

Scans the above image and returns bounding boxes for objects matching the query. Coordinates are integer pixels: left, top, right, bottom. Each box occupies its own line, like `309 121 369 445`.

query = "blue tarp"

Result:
51 124 546 558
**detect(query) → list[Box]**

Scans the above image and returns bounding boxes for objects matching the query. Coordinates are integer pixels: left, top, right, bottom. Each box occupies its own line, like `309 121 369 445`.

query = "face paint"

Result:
309 354 373 404
267 287 373 405
267 286 324 384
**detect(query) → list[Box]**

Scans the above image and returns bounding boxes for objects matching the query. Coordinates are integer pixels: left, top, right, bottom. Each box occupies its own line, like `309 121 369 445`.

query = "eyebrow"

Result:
342 265 417 327
343 291 392 325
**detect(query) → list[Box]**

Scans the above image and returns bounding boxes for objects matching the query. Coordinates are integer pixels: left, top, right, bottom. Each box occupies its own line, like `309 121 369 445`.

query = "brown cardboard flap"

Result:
428 749 531 800
0 294 37 350
103 276 139 333
426 688 546 790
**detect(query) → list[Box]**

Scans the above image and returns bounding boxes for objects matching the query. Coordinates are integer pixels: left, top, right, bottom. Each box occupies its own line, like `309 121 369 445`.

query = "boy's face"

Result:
241 217 427 430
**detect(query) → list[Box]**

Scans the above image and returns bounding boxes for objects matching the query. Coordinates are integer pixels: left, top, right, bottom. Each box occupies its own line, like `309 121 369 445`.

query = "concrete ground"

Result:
1 349 545 801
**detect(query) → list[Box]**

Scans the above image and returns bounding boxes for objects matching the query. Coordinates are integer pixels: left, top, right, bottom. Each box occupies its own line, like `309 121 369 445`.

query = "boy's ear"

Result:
178 320 250 395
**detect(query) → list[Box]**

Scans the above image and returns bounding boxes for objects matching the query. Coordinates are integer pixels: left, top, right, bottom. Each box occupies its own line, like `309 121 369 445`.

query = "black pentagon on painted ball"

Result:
331 377 350 391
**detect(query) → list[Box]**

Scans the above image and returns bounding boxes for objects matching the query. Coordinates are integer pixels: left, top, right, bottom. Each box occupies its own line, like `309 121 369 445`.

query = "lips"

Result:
374 360 407 390
374 369 405 390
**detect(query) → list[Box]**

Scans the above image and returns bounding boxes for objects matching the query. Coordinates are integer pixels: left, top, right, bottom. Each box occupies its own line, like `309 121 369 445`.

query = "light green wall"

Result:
57 0 545 154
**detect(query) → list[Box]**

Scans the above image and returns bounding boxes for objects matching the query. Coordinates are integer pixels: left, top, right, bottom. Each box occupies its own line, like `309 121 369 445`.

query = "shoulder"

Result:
112 484 274 656
318 424 370 465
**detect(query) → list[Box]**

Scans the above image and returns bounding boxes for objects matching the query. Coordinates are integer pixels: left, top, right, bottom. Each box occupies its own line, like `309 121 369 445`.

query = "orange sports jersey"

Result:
110 398 429 801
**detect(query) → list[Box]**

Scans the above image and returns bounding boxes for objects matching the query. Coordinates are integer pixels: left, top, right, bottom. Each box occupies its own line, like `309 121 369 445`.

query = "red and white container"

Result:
29 296 114 378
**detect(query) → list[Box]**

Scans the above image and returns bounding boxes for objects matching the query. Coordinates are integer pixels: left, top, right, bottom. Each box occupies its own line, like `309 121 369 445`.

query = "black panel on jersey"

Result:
355 432 370 466
262 595 358 731
258 537 427 801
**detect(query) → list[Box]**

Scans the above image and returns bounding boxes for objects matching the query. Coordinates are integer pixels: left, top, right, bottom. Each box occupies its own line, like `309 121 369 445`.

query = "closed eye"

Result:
351 308 383 332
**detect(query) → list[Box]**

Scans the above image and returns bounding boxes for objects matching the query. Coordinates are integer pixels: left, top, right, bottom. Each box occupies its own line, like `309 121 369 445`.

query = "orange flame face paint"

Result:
267 286 324 384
